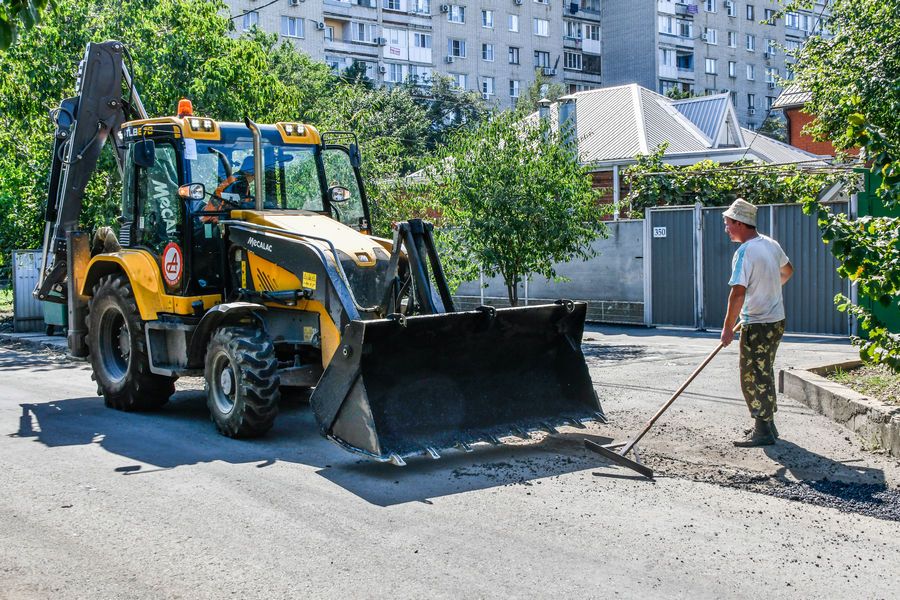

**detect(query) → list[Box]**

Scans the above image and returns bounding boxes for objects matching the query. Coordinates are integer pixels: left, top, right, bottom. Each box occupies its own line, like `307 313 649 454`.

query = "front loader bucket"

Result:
309 301 605 464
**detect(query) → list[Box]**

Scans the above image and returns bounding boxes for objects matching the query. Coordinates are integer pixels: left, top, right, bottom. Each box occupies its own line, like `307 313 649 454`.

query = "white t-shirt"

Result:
729 234 790 324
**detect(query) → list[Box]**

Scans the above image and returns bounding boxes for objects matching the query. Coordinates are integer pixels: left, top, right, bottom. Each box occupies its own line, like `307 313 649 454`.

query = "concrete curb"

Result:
0 331 70 354
780 361 900 458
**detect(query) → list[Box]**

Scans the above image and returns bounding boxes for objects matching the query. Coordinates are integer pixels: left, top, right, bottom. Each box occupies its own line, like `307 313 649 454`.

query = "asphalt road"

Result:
1 327 898 599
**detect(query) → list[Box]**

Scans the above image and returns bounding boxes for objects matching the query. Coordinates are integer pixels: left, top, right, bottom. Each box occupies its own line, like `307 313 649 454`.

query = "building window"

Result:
448 38 466 57
533 18 549 37
659 16 675 35
509 14 519 32
746 4 754 20
482 9 493 28
510 79 520 98
565 21 582 40
280 16 304 38
508 46 520 64
785 12 800 29
242 11 258 31
325 26 334 41
678 19 692 38
660 48 675 67
408 65 432 85
746 34 755 51
564 52 582 70
414 32 431 48
703 27 717 44
727 30 736 47
704 0 715 12
728 60 736 77
765 67 777 83
676 52 693 71
746 64 755 80
385 63 404 83
383 0 401 10
534 0 549 4
411 0 430 13
448 5 465 23
726 0 736 17
451 73 467 89
534 50 550 68
747 93 756 109
351 22 375 43
764 8 776 25
482 77 494 96
784 39 801 54
659 79 677 95
482 43 494 61
384 27 406 47
765 38 776 57
585 23 600 41
705 58 717 75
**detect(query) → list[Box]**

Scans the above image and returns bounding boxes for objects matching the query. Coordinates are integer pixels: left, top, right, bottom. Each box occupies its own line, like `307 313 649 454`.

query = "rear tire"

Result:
205 326 280 438
87 275 175 411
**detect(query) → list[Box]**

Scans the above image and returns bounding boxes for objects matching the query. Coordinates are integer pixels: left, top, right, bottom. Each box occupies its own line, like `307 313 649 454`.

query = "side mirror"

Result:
349 143 361 168
328 185 351 203
133 139 156 168
177 183 207 201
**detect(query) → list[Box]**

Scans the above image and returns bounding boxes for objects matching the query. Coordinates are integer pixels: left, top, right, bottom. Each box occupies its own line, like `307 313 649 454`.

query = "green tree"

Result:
423 111 606 305
0 0 51 49
514 70 565 115
786 0 900 370
758 114 787 143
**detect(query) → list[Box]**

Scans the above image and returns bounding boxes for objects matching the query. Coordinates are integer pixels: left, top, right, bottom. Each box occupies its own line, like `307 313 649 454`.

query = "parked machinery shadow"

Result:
764 438 886 487
12 393 612 507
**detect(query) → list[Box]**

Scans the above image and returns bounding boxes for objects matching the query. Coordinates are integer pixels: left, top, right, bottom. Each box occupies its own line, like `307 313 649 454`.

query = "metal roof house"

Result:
536 84 827 217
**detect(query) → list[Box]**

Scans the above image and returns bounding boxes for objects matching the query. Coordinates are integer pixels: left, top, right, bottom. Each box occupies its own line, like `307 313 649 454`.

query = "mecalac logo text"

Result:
246 237 273 253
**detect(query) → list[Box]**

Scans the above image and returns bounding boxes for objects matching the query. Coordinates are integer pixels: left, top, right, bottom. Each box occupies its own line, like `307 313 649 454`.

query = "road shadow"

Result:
0 346 83 373
11 393 613 507
581 343 646 362
764 439 885 487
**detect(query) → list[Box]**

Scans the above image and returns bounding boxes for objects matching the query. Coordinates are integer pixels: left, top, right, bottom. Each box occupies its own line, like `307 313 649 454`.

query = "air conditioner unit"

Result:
482 92 490 100
379 65 387 74
375 37 387 45
569 2 578 13
542 67 557 76
700 33 708 42
440 4 450 12
316 21 326 30
514 0 524 4
288 0 300 6
748 107 756 114
724 1 734 10
445 55 455 63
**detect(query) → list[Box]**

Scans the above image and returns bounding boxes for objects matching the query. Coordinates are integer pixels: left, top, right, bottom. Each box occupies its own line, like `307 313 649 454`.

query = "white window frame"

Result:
746 34 755 51
705 58 717 75
413 32 431 49
482 43 494 61
509 14 519 32
448 38 466 58
242 11 259 31
510 79 520 98
565 51 583 71
704 0 716 13
727 30 736 48
481 76 494 96
280 16 304 39
533 18 549 37
508 46 520 64
481 9 493 28
448 5 465 23
703 27 717 45
728 60 736 78
746 64 755 80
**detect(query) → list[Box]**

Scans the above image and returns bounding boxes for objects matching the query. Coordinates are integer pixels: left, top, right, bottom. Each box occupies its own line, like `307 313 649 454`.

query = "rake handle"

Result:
620 323 741 456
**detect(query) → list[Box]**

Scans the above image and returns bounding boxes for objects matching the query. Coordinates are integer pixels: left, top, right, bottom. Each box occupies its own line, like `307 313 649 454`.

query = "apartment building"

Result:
224 0 603 107
602 0 828 129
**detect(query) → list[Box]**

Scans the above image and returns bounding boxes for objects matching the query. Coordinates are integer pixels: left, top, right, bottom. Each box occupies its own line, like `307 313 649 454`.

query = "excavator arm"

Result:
35 40 146 303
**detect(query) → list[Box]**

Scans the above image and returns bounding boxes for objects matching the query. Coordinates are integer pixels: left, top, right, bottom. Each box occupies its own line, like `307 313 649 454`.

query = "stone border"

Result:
779 361 900 458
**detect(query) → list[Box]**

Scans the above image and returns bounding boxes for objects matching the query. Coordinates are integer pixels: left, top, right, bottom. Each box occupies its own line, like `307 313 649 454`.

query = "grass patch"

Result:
0 287 12 313
828 364 900 406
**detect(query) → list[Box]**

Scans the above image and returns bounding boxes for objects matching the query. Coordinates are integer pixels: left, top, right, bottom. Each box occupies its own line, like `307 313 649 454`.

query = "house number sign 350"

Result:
653 227 667 238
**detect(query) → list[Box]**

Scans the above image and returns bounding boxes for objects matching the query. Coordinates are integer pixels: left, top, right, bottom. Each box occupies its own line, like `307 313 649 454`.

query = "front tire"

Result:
205 326 280 438
87 275 175 411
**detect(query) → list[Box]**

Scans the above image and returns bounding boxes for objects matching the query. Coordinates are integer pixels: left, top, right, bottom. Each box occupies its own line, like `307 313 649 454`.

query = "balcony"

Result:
324 38 380 57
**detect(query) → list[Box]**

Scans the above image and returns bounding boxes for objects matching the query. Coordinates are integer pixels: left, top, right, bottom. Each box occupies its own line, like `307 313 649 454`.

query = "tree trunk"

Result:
506 280 518 306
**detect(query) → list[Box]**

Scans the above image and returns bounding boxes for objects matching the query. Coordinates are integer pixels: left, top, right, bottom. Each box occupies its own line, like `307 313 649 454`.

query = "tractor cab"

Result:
116 101 371 298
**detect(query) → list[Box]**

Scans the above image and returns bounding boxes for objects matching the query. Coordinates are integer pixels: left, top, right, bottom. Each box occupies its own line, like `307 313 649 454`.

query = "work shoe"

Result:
744 420 779 438
733 418 776 447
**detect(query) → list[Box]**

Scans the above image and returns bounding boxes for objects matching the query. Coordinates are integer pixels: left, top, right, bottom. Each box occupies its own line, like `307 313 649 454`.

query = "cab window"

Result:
323 147 366 229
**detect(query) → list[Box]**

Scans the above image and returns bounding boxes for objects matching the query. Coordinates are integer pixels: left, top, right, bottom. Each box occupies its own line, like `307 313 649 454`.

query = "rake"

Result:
585 324 742 478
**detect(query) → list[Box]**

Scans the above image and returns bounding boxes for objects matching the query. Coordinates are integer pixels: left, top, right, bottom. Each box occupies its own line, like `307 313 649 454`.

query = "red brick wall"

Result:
785 108 838 156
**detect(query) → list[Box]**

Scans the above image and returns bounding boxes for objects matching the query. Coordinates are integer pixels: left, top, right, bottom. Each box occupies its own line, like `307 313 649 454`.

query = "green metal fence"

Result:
856 170 900 335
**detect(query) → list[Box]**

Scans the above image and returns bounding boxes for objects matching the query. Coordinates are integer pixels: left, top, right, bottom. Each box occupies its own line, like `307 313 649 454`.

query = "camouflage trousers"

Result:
739 320 785 421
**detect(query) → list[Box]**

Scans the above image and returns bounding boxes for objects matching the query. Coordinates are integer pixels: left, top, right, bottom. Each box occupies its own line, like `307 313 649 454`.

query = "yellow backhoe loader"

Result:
35 41 605 465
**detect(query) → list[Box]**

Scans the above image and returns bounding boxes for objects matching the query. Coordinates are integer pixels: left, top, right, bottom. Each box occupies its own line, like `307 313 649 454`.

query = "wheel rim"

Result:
99 306 130 383
210 351 237 416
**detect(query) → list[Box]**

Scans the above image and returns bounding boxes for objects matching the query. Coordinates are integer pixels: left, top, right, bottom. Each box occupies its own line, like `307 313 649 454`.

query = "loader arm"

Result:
35 40 147 303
